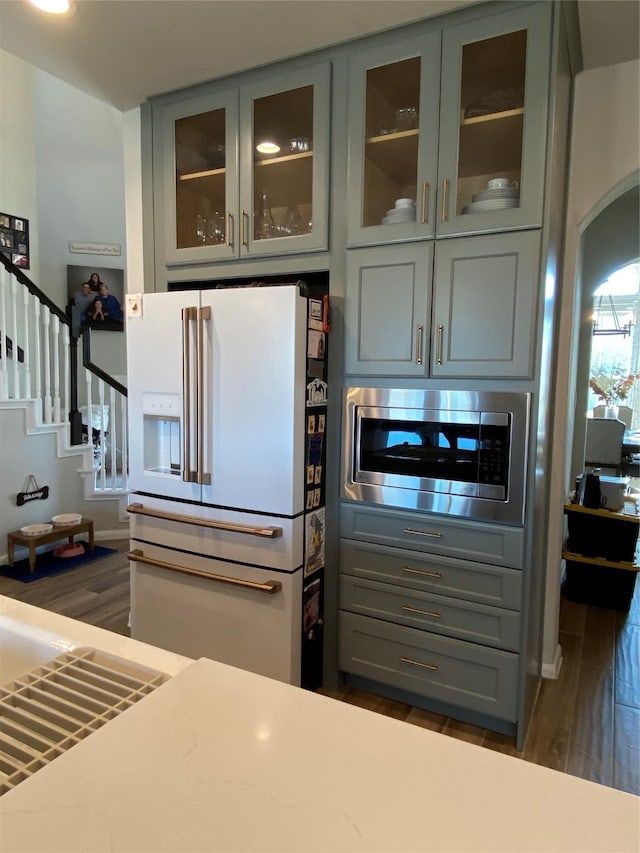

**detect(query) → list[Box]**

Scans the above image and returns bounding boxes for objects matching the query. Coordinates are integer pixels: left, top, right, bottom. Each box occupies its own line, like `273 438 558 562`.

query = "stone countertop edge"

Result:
0 594 194 678
0 597 638 853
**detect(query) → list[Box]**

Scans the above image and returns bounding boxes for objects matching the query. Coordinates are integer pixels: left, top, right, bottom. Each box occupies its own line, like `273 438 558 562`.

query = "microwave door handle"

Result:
197 306 211 485
181 307 198 483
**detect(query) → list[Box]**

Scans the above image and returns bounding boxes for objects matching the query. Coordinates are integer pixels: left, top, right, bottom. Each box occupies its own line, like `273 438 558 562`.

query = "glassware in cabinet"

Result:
159 87 239 264
157 63 329 264
175 107 229 250
239 62 330 257
251 85 314 241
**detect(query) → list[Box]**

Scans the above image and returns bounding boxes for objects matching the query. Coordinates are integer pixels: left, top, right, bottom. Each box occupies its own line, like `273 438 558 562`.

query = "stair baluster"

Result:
10 277 20 397
21 286 31 398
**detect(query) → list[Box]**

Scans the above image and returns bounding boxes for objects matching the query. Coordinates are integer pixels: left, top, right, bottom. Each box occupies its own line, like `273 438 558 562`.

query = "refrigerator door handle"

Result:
197 306 211 485
181 306 199 483
127 502 283 538
128 549 283 594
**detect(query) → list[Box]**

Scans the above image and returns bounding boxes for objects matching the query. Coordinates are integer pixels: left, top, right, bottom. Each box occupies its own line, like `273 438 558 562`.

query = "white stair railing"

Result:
80 368 128 493
0 263 68 424
0 260 129 494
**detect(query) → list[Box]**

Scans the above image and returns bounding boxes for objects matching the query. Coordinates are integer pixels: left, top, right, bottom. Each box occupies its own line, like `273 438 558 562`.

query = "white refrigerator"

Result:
126 283 329 687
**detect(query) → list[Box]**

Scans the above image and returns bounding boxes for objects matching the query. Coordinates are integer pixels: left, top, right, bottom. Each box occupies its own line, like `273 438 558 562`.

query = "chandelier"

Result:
592 294 634 337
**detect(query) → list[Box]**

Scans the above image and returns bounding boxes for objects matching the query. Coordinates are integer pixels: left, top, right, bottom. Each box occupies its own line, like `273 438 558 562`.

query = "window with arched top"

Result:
589 261 640 430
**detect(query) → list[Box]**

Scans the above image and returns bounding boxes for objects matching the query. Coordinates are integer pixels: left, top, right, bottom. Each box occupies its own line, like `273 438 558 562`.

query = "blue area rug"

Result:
1 541 116 583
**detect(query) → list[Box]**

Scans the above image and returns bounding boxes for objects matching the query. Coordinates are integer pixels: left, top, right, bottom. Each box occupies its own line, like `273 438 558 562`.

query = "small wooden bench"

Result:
7 519 95 574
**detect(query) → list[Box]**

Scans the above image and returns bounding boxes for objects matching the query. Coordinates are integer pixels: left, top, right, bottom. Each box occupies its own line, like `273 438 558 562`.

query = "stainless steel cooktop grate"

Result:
0 647 168 796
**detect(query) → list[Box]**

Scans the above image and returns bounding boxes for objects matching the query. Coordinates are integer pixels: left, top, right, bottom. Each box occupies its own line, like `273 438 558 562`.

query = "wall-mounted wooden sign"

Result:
16 475 49 507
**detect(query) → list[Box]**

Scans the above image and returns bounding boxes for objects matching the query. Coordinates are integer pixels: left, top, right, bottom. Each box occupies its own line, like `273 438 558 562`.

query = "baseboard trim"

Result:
541 643 563 680
95 529 129 542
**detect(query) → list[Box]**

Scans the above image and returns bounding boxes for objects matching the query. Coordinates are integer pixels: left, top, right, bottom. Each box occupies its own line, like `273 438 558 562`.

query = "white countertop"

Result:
1 597 638 853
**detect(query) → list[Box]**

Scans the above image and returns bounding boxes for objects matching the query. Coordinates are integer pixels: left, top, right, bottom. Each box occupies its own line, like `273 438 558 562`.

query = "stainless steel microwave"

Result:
342 388 531 526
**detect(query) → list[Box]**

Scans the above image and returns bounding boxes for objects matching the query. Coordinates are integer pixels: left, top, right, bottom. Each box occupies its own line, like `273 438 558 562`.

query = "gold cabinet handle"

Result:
415 325 424 365
127 503 282 538
421 181 429 224
436 323 444 365
400 656 439 672
441 178 449 222
181 306 198 484
403 527 443 539
227 212 234 248
128 549 282 594
402 605 441 618
197 306 211 486
402 566 442 579
241 210 249 247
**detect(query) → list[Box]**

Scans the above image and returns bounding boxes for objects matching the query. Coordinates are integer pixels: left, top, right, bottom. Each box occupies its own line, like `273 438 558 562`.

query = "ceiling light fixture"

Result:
27 0 77 16
256 141 280 155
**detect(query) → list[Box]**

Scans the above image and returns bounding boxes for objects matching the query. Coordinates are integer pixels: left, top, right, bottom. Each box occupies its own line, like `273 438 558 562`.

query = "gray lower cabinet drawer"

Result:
340 539 522 609
339 574 521 651
339 611 518 721
340 503 525 569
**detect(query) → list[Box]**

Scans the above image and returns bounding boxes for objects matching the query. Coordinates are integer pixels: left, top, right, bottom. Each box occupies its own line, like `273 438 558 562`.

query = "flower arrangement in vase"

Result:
589 368 640 417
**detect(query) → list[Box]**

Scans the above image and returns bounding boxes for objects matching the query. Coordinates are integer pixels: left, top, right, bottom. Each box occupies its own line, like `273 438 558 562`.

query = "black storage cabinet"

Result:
562 503 639 611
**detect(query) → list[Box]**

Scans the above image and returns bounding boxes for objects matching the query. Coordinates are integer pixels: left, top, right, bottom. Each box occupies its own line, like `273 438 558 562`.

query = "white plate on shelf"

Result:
20 523 53 537
381 211 416 225
462 199 520 214
472 187 520 202
51 513 82 527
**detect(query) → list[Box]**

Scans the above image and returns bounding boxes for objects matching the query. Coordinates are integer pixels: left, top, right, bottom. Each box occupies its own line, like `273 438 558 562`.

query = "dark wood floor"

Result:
1 538 638 796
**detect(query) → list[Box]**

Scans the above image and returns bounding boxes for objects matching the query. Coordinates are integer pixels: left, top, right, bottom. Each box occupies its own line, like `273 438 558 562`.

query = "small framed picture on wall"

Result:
0 213 29 269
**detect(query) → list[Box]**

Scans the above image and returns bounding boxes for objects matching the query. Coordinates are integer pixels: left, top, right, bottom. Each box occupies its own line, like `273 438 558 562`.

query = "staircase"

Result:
0 255 129 506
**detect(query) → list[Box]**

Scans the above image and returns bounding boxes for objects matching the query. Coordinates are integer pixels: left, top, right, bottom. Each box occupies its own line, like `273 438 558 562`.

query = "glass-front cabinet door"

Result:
239 63 330 256
436 4 551 237
160 89 239 264
347 34 441 246
158 63 329 264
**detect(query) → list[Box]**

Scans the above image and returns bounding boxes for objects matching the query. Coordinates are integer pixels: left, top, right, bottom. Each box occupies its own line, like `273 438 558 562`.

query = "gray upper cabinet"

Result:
346 3 552 246
346 33 441 246
431 230 541 378
239 64 331 257
436 4 552 238
156 62 331 265
344 243 433 376
345 231 539 379
159 88 239 265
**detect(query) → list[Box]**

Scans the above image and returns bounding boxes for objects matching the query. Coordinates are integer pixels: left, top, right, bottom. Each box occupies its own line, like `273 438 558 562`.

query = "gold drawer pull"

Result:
436 323 444 365
402 566 442 579
415 324 424 365
128 549 282 594
441 178 449 222
421 180 429 224
127 503 282 538
402 605 441 618
400 656 439 672
403 527 443 538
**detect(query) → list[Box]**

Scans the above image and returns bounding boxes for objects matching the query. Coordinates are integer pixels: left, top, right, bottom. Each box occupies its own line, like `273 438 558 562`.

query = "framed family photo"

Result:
0 213 30 269
67 265 125 332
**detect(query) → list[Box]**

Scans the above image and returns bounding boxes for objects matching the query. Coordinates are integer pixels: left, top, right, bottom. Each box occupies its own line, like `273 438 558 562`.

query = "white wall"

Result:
0 408 126 561
123 108 145 297
0 50 39 281
34 72 126 310
0 50 130 541
544 59 640 671
34 70 128 378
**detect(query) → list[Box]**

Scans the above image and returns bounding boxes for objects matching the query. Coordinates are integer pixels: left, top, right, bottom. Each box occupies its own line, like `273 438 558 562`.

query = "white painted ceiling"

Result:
0 0 638 112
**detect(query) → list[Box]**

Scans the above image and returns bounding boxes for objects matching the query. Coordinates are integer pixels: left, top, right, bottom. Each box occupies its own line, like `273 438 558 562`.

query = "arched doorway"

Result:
571 185 640 479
